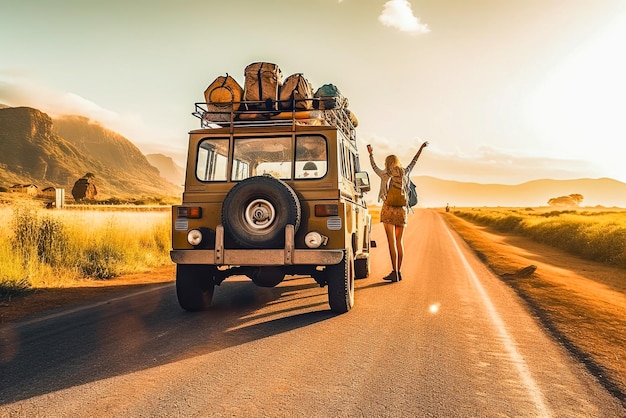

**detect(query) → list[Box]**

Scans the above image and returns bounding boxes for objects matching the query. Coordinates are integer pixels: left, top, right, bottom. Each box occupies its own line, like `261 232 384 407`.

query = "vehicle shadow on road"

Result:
0 277 337 404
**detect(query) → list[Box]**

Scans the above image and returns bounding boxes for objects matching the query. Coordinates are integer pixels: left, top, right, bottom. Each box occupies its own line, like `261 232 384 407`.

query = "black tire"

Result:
222 176 301 248
326 250 355 313
176 264 217 312
354 255 370 279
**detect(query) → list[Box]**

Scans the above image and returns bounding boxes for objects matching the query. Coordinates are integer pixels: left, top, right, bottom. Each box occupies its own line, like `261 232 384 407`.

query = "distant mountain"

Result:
412 176 626 208
0 107 180 198
145 153 185 187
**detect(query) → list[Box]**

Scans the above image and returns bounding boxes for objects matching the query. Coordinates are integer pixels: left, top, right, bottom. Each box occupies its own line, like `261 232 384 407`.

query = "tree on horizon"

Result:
548 193 584 207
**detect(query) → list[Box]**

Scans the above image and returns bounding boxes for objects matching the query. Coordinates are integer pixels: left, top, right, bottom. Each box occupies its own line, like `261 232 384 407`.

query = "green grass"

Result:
0 203 171 298
454 208 626 269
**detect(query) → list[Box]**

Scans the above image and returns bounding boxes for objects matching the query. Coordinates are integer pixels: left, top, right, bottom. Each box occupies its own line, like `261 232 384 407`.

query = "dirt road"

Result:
1 209 624 416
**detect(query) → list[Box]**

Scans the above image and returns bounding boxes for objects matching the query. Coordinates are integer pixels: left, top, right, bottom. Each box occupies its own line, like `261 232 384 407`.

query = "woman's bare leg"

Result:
395 225 405 273
384 223 397 272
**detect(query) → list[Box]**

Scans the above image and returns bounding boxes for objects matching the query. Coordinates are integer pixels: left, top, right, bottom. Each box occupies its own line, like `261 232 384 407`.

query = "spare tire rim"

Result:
244 198 276 230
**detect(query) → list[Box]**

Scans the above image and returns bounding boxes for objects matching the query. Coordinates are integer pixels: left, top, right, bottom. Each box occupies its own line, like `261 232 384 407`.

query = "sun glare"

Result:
429 303 440 314
528 13 626 180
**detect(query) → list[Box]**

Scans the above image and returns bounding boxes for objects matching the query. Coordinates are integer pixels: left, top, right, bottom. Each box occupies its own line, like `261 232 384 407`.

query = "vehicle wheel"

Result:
176 264 217 311
222 176 301 248
354 255 370 279
326 250 355 313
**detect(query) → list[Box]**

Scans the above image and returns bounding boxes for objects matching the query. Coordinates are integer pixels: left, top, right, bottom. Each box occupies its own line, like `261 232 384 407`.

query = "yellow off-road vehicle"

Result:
170 92 372 314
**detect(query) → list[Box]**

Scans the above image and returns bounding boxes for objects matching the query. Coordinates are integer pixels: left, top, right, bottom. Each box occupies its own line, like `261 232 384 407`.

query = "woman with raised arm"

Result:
368 141 428 282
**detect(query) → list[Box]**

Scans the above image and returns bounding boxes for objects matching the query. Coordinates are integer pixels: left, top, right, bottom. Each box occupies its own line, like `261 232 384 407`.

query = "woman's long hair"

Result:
384 155 402 174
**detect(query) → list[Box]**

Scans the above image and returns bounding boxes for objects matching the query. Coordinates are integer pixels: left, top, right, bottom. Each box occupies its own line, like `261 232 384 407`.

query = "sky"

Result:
2 0 626 185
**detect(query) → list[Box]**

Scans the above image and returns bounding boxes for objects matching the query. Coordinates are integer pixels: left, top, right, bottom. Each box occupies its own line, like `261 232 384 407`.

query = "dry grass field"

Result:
453 207 626 269
0 201 171 297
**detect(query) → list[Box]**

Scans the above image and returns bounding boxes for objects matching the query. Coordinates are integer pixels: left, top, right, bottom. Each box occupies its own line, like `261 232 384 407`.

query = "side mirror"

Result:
355 171 371 193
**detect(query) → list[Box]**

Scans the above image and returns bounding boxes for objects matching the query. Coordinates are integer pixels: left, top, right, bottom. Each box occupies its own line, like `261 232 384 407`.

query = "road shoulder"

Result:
442 211 626 405
0 265 175 324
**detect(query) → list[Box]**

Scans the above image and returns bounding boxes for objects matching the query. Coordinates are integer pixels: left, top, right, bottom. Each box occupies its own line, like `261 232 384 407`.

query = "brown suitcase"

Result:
279 73 313 110
243 62 283 110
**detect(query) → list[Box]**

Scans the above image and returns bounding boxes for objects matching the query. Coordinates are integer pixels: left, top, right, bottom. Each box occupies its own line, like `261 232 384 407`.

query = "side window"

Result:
197 138 228 181
341 144 354 182
295 135 327 179
339 144 347 180
348 150 356 182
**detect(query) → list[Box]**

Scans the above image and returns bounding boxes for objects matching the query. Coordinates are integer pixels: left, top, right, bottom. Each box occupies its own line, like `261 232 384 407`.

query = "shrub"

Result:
10 204 70 268
78 245 122 280
10 204 40 266
37 217 69 267
0 276 32 299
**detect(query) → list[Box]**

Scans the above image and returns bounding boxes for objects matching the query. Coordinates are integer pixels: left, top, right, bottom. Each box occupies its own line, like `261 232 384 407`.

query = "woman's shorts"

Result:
380 203 407 226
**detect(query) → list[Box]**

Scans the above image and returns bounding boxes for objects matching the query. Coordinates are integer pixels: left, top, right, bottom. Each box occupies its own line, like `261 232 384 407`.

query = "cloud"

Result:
378 0 430 35
0 70 118 121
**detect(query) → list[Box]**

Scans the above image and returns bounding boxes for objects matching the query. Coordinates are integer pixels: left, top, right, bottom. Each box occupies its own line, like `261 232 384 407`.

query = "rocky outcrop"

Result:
71 177 98 201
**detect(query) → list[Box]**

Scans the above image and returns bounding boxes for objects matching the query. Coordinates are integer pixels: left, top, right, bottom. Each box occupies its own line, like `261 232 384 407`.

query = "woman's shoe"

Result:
383 271 398 282
398 272 403 281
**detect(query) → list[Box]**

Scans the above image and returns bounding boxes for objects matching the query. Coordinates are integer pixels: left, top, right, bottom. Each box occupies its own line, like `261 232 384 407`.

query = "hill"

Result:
145 153 185 187
412 176 626 208
0 107 180 198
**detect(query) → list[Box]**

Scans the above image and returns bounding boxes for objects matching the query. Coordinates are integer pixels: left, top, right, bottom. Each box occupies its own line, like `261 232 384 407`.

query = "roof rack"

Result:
192 98 357 141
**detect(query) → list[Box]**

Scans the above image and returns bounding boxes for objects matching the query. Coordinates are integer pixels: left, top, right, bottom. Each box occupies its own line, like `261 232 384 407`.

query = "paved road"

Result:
1 209 624 417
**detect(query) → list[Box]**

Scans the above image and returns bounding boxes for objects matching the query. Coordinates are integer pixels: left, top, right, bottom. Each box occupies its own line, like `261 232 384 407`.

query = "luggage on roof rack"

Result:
279 73 314 111
194 63 358 141
242 62 283 111
314 84 347 110
203 74 243 122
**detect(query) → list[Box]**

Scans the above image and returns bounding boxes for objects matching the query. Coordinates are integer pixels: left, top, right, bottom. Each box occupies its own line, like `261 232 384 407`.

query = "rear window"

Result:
195 135 327 182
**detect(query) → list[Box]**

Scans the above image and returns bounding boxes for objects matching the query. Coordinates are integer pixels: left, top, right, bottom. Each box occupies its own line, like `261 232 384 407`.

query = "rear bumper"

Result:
170 224 344 266
170 248 343 266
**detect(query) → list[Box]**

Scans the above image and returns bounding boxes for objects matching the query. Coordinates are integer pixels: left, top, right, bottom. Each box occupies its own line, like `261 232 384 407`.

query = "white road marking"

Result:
444 225 552 417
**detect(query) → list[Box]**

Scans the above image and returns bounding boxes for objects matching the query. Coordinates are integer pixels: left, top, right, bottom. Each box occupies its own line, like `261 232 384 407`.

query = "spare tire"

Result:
222 175 301 248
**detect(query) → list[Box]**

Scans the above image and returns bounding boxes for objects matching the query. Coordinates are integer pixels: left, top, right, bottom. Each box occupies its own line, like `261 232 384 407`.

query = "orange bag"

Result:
203 74 243 122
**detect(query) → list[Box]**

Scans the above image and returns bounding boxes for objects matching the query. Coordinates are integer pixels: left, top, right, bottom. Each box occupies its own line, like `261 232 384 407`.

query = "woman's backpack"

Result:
386 176 407 207
386 176 418 208
408 180 418 207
